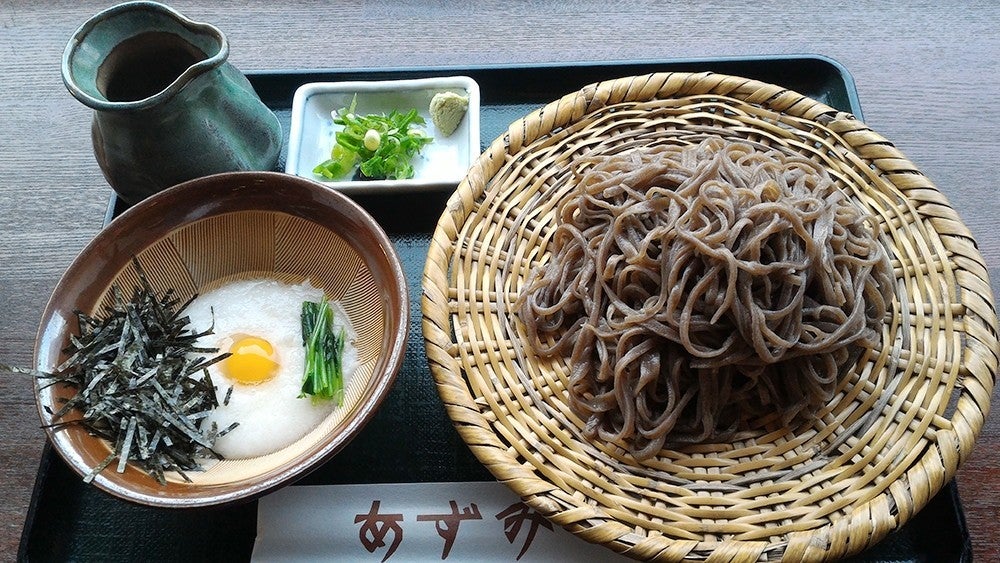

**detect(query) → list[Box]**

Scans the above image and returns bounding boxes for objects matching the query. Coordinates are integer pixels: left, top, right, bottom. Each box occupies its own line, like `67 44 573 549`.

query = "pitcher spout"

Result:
61 1 282 205
63 1 228 110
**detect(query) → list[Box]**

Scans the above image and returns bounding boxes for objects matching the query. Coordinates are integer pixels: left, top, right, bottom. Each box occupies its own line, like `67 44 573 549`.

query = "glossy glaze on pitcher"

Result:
62 2 282 204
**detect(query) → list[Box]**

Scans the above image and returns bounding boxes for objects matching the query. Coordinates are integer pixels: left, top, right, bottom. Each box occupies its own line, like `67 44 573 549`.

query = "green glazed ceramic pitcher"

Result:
62 1 282 205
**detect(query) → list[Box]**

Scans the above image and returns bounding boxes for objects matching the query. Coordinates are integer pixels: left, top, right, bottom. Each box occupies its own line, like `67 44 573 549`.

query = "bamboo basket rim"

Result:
421 72 999 561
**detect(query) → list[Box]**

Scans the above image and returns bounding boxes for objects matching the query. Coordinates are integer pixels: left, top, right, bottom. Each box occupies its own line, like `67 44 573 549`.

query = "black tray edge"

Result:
241 52 864 119
98 53 863 226
17 443 53 563
26 54 972 563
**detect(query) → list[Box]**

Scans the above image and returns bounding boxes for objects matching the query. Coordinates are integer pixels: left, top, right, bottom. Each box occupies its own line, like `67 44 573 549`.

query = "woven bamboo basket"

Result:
421 72 998 561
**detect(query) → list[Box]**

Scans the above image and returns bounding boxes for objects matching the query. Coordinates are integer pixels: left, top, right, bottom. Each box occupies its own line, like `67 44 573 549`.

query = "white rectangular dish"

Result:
285 76 480 193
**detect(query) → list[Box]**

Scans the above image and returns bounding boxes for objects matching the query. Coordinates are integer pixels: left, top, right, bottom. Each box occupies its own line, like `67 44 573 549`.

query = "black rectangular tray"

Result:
19 56 971 562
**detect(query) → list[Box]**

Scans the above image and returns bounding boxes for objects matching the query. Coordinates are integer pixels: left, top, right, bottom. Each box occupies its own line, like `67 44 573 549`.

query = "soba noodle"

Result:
516 138 893 460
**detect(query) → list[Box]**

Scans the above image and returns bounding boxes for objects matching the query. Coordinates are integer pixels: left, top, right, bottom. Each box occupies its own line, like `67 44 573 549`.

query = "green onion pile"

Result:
313 96 433 181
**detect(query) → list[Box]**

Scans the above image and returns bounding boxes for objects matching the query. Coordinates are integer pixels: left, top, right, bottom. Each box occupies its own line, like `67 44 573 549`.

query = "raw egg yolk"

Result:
223 336 279 385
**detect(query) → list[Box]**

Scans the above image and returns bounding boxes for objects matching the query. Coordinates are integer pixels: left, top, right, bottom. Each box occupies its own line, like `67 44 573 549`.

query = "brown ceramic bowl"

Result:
33 171 408 507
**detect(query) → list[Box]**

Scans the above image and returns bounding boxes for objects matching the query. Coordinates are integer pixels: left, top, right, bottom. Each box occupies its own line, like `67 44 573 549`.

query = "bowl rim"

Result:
33 171 409 507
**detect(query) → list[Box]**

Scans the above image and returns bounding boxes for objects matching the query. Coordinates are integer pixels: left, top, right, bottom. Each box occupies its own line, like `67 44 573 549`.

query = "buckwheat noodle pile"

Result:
517 138 894 460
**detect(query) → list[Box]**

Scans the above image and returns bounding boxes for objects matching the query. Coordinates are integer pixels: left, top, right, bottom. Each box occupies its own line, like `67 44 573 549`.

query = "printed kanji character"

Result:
417 500 483 559
495 501 553 560
355 500 405 562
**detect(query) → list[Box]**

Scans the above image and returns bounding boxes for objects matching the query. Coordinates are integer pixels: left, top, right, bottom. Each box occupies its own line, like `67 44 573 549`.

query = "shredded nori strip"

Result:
33 258 235 485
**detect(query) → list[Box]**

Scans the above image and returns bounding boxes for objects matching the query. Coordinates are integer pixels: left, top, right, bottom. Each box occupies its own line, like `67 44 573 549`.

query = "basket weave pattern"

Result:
421 72 998 561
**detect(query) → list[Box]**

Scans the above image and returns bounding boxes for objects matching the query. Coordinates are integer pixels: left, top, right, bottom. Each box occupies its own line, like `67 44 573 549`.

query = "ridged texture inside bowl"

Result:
34 172 406 508
422 72 999 561
83 210 385 484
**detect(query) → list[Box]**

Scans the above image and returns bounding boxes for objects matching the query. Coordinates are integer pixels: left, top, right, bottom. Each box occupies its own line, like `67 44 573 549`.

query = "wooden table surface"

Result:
1 1 997 560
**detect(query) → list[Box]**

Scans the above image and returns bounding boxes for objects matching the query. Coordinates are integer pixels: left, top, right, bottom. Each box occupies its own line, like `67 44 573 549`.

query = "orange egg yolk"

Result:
223 336 279 385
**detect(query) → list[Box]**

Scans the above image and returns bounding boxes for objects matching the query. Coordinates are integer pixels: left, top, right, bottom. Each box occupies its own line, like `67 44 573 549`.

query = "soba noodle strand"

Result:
517 138 892 460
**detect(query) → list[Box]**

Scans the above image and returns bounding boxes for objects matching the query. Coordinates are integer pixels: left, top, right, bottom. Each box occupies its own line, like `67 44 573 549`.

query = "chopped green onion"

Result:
313 95 433 181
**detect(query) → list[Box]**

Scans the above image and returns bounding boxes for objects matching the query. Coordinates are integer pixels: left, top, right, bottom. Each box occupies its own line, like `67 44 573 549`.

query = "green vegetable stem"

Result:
300 299 346 405
313 95 433 181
